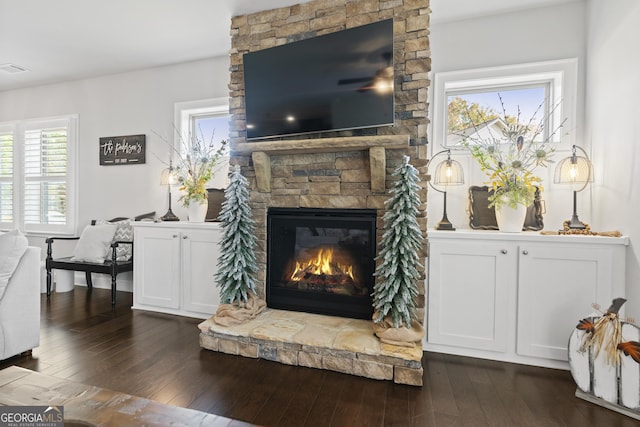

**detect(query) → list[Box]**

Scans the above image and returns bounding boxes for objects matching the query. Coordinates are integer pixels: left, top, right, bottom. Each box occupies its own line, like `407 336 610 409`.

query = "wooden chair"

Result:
45 213 153 305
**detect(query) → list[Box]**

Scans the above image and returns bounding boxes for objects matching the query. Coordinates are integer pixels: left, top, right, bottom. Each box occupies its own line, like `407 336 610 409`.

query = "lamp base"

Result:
565 217 587 230
565 210 587 230
436 220 455 231
436 193 456 231
565 191 587 229
161 209 180 222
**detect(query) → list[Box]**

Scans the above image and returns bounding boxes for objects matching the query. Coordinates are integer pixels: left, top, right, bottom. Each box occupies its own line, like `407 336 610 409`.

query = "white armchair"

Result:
0 246 40 360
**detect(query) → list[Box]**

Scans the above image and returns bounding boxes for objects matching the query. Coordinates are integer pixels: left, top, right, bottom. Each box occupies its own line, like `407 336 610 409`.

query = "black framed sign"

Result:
99 134 146 165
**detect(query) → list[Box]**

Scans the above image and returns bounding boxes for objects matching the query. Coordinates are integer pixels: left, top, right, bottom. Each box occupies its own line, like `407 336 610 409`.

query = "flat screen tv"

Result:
243 19 394 140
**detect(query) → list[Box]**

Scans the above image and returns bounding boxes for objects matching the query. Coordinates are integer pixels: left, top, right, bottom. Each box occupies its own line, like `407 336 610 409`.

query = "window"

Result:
0 115 77 234
432 59 578 149
174 98 230 189
0 127 14 224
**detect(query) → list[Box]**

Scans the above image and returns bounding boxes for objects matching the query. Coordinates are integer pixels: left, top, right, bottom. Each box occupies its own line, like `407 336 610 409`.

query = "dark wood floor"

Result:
1 287 636 426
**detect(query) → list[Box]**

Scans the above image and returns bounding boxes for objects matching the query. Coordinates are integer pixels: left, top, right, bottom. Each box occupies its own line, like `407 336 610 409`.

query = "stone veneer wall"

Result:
227 0 432 327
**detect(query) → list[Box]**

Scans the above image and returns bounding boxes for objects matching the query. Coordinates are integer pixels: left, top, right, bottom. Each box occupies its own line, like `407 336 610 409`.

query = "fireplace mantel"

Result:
231 135 410 193
232 134 409 155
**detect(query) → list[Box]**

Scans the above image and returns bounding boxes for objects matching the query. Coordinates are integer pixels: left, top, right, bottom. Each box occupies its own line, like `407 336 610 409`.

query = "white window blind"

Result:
24 126 68 227
0 129 13 226
0 115 76 235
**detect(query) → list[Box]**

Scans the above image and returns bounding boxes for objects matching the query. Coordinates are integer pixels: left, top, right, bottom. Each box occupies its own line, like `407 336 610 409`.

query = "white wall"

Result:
428 1 587 232
0 56 230 290
586 0 640 316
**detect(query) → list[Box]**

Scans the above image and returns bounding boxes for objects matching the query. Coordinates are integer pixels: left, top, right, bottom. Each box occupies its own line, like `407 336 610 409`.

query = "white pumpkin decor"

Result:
568 298 640 420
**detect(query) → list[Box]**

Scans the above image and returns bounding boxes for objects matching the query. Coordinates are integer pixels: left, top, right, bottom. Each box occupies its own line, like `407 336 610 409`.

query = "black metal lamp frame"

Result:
562 145 592 230
566 189 586 229
161 161 180 222
428 149 462 231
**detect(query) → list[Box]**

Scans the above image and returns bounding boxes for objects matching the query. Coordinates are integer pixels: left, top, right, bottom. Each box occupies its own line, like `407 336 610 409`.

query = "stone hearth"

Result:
199 309 423 386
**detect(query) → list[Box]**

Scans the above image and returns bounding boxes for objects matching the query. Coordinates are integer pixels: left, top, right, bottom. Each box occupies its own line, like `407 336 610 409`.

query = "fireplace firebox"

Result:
267 208 376 320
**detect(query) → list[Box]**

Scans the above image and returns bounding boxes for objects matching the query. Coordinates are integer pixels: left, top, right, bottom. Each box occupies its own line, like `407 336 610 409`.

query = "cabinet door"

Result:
134 228 181 309
181 228 222 315
517 244 614 361
428 240 513 352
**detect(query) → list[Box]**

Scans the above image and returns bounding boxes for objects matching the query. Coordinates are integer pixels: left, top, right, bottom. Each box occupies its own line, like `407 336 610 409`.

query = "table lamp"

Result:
429 149 464 230
553 144 593 229
160 159 180 221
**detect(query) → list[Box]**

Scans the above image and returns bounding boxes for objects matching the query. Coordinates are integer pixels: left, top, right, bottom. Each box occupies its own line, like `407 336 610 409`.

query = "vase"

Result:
187 199 208 223
495 202 527 232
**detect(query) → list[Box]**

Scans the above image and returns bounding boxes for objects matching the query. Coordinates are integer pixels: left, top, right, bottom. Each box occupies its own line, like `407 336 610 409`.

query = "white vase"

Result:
187 199 208 223
495 202 527 232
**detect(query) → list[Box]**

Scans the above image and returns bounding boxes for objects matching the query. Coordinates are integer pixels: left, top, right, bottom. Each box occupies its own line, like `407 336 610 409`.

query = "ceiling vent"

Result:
0 63 29 74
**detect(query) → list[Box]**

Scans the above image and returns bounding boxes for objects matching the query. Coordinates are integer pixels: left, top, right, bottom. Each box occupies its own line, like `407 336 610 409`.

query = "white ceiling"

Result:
0 0 581 92
431 0 581 24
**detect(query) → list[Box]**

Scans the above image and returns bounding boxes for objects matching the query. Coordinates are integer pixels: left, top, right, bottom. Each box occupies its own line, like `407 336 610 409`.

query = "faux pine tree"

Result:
214 164 259 304
372 155 423 328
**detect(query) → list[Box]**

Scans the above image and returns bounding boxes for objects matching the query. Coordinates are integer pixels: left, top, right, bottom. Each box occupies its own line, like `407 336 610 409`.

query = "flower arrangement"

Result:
458 95 564 209
158 127 228 207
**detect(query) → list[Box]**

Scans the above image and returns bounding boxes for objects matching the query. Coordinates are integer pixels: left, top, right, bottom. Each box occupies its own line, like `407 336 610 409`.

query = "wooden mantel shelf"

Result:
232 134 409 155
232 135 410 193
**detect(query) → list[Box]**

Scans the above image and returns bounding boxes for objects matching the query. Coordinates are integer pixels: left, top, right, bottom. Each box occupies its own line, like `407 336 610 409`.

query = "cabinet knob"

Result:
522 250 529 255
500 249 508 254
183 235 188 239
172 234 178 238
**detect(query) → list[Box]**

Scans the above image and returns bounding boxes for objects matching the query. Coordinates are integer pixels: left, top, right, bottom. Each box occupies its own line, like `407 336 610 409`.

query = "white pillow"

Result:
94 219 133 261
0 229 29 298
71 224 117 263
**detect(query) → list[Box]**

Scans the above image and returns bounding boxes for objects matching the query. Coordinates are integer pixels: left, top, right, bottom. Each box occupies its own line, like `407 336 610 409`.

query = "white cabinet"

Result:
181 228 223 315
428 239 513 353
133 226 181 310
426 230 628 369
516 243 622 361
133 222 222 319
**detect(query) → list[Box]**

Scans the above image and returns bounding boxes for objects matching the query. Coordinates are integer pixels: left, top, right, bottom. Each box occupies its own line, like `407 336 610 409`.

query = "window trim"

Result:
0 114 77 235
432 58 578 151
173 98 230 189
174 97 229 150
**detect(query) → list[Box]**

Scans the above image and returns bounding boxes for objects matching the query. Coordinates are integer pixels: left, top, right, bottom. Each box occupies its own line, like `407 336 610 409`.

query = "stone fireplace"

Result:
199 0 431 386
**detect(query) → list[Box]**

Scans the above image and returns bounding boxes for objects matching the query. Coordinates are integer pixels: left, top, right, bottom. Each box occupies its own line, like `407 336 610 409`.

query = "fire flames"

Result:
290 247 355 282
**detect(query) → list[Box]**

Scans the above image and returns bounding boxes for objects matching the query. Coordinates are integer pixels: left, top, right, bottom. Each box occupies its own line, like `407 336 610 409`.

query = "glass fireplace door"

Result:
267 208 376 319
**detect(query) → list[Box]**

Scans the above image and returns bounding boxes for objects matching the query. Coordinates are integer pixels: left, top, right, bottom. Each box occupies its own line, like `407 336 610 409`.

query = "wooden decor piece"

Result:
369 146 386 193
99 134 145 165
232 134 409 155
540 222 623 237
251 151 271 192
568 299 640 420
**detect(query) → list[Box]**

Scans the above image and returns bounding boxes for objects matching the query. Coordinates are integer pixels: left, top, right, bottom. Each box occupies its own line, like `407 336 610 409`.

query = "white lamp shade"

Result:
554 154 593 191
160 167 178 186
433 158 464 186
